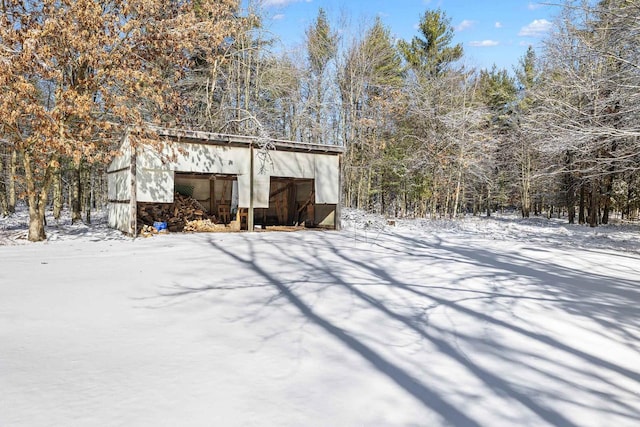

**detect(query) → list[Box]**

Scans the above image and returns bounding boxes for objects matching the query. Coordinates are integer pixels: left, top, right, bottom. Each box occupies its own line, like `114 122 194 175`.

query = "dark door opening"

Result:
254 177 315 227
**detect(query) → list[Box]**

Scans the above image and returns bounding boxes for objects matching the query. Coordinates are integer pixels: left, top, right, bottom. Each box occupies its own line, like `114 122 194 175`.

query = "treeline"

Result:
1 0 639 241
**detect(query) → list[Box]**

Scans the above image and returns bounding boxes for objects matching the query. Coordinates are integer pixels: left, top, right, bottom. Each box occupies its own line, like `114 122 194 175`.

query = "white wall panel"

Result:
269 151 315 179
172 144 250 174
253 175 270 208
237 174 250 208
136 145 165 169
107 170 130 201
107 203 131 233
136 170 175 203
237 173 270 208
314 155 340 204
135 143 250 175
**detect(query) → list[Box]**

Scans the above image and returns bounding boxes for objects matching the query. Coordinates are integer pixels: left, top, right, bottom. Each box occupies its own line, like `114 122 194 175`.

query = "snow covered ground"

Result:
1 207 639 426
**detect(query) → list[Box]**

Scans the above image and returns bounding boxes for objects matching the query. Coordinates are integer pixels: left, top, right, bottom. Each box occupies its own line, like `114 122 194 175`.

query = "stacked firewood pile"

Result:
137 192 216 233
183 219 227 232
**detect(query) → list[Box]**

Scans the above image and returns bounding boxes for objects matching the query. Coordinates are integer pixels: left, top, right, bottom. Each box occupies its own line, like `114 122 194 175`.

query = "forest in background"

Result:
1 0 639 241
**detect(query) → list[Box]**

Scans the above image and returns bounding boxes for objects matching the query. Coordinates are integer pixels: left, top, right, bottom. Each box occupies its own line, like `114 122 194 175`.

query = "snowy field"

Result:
1 208 639 426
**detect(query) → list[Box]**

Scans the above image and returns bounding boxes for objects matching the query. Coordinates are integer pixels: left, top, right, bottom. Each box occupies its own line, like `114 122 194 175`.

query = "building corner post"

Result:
129 136 137 238
248 144 255 231
335 152 343 231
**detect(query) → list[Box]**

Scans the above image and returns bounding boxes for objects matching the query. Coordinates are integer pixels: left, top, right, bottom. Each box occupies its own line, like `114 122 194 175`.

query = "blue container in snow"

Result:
153 221 168 231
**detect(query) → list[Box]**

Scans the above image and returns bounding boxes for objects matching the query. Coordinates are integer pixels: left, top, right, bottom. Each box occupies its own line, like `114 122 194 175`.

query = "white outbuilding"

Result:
107 126 343 235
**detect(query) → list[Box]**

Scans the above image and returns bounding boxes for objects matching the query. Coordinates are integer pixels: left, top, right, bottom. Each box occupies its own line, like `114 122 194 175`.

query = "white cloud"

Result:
272 13 285 20
528 2 543 10
455 19 476 32
518 19 552 37
262 0 310 6
469 40 500 47
495 21 503 29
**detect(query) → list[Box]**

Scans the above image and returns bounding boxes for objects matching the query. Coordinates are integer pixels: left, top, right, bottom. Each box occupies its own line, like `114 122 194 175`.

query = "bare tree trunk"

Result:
94 167 104 209
403 180 409 217
83 165 92 224
431 173 440 219
521 143 531 218
23 151 54 242
452 164 463 218
567 185 576 224
315 79 322 145
366 168 372 211
564 152 576 224
27 198 46 241
345 168 352 208
486 185 491 217
578 183 586 224
380 177 387 215
625 177 633 220
430 170 439 219
52 161 62 220
8 148 17 213
589 179 599 227
356 167 364 210
0 150 9 216
71 163 82 224
601 176 612 225
444 187 451 219
430 190 437 219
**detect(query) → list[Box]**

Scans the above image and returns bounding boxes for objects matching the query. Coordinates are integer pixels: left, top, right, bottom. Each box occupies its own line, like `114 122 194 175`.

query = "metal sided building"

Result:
107 127 343 234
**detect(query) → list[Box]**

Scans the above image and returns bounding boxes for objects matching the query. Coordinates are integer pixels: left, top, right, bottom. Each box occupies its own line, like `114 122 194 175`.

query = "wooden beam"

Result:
269 181 294 199
209 178 215 215
248 145 254 231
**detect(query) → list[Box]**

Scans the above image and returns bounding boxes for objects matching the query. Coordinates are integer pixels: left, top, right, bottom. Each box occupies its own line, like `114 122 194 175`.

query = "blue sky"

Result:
251 0 561 72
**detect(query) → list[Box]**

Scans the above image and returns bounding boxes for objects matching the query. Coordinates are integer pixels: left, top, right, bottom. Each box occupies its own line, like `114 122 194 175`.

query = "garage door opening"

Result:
173 173 238 222
252 178 315 228
252 177 337 230
137 172 247 233
136 174 337 234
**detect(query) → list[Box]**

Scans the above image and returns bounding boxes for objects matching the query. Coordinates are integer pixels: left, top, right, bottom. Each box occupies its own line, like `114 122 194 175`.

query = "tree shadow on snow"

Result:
205 235 484 427
262 233 640 426
142 229 640 426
